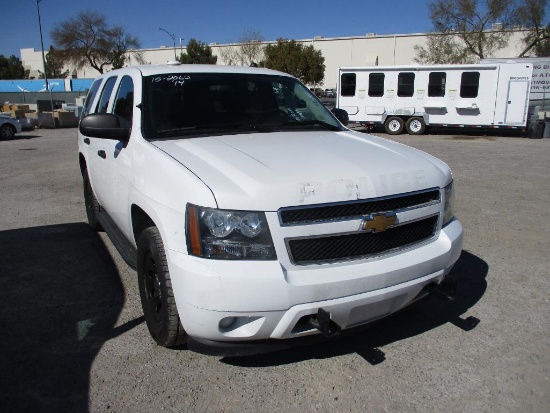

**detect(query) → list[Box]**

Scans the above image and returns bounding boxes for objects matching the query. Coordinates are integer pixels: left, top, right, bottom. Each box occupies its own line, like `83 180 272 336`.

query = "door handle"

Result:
84 138 90 145
97 150 106 159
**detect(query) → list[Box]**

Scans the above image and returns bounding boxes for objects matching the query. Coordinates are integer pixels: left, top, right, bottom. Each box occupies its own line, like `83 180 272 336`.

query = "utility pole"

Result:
159 28 177 61
36 0 55 126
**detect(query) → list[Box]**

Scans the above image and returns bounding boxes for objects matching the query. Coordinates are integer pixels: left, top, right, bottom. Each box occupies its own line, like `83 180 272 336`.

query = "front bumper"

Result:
167 218 463 346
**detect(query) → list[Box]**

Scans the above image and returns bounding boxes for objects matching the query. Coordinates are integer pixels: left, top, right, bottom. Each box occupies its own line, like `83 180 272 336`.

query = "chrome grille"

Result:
279 189 440 226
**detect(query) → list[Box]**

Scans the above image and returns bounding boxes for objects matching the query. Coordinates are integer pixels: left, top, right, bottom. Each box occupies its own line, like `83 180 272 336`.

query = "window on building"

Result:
428 72 446 97
340 73 356 96
96 77 118 113
460 72 480 98
368 73 385 97
397 72 415 97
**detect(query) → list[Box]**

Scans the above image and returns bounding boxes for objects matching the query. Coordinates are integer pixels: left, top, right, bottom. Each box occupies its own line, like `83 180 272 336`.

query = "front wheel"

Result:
0 124 15 139
137 227 186 347
384 116 404 135
406 117 426 135
83 169 103 231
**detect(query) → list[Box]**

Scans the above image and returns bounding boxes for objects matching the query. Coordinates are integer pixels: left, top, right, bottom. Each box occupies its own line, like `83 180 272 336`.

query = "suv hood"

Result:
152 131 451 211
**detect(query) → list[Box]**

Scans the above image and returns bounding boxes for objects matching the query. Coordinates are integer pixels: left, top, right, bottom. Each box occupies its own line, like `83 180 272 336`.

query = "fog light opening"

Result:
218 317 237 330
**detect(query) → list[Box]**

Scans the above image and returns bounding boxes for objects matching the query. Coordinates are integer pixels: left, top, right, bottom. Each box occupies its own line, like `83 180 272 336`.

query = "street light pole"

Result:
159 27 177 61
36 0 55 126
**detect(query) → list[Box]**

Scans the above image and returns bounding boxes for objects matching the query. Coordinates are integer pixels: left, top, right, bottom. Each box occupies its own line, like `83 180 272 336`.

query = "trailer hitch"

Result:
308 308 342 338
423 276 457 301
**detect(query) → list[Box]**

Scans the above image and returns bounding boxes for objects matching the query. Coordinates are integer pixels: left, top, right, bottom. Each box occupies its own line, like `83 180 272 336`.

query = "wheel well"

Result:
131 205 156 244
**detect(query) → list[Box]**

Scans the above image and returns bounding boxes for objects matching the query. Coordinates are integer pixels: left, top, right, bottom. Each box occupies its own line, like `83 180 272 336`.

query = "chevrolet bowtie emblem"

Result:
360 213 397 233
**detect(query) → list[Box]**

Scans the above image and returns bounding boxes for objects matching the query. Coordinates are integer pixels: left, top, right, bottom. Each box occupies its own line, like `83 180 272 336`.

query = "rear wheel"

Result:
384 116 404 135
406 117 426 135
137 227 186 347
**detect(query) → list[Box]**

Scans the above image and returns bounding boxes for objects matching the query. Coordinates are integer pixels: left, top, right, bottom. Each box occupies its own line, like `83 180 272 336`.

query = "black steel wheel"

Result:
83 169 103 231
137 227 186 347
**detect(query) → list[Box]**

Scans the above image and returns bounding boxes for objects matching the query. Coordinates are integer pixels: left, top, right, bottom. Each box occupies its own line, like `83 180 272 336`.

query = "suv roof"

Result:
111 63 291 78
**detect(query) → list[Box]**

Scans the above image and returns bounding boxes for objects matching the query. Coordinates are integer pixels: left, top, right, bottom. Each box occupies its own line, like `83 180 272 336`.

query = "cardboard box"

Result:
53 110 78 128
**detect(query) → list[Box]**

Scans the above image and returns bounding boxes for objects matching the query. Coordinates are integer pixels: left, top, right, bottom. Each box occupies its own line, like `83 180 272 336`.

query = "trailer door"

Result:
505 81 530 124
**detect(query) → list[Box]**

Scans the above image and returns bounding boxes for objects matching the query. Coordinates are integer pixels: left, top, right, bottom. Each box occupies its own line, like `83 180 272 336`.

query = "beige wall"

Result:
20 30 530 87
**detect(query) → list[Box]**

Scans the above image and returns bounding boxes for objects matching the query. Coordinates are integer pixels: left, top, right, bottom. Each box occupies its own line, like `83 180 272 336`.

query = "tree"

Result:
179 39 217 64
415 0 550 64
0 55 27 79
218 29 264 66
515 0 550 57
261 39 325 85
39 46 69 79
51 10 143 74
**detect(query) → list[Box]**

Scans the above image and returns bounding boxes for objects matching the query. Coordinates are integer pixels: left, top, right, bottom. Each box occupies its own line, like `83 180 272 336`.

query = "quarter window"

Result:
82 79 102 117
368 73 385 97
428 72 446 97
96 77 117 113
341 73 356 96
460 72 480 98
113 76 134 126
397 72 415 97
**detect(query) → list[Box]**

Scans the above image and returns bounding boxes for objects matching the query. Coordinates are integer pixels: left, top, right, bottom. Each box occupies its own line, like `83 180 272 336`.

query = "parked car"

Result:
78 63 463 355
0 114 22 139
324 88 336 98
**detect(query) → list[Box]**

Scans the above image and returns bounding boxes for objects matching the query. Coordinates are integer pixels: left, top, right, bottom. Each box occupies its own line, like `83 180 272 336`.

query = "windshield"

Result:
142 72 343 139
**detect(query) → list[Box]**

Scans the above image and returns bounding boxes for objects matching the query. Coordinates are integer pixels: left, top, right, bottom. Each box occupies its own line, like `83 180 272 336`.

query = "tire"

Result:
137 227 186 347
384 116 404 135
83 169 103 231
406 117 426 135
0 124 16 140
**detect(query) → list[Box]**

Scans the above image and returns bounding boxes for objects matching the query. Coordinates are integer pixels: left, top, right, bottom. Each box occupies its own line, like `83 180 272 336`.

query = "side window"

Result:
96 77 117 113
368 73 385 97
397 72 415 97
428 72 446 97
113 76 134 126
340 73 356 97
82 79 102 117
460 72 480 98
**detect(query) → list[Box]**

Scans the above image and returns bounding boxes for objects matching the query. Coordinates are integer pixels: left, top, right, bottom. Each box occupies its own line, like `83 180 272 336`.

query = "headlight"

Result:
443 181 455 226
186 204 276 260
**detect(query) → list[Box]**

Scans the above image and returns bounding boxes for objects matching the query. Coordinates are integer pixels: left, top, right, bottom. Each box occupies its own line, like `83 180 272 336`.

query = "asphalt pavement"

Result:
0 127 548 413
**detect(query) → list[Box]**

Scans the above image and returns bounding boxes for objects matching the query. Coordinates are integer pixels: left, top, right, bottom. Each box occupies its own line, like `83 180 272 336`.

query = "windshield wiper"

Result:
280 120 342 131
156 122 259 138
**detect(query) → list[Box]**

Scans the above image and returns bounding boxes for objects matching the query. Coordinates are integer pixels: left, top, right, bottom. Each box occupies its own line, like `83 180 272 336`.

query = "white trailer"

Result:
337 63 533 135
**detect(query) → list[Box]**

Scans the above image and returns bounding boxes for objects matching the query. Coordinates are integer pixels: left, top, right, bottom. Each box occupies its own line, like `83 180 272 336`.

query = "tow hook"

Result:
308 308 342 338
423 277 457 301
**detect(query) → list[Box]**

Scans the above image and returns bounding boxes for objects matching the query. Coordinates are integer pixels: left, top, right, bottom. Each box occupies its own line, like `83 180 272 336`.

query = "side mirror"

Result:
331 108 349 126
79 113 130 141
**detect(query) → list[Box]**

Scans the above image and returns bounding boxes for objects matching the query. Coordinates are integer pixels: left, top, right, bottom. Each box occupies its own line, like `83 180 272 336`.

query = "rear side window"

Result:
428 72 446 97
397 72 415 97
82 79 102 117
96 77 117 113
368 73 385 97
460 72 480 98
340 73 356 96
113 76 134 125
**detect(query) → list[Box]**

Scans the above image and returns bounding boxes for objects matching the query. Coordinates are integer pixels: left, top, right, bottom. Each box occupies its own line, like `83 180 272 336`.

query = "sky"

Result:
1 0 435 59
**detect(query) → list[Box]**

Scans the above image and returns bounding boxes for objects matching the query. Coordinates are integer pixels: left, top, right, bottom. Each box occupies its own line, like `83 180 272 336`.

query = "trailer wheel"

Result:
406 117 426 135
385 116 404 135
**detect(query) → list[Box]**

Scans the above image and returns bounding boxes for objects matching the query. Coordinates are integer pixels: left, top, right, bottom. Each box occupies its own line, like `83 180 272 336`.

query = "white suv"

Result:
78 63 463 355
